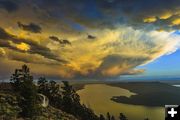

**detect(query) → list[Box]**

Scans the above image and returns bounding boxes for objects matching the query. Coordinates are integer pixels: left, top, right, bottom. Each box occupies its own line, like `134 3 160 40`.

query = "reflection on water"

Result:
77 84 164 120
173 85 180 87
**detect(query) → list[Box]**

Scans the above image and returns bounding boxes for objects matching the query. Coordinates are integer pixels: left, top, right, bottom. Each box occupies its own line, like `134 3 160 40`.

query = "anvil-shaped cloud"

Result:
0 0 180 79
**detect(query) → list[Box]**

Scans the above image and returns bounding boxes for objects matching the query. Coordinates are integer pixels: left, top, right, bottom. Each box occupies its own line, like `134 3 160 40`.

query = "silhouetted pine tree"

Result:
61 81 80 113
10 65 40 118
39 80 98 120
38 78 62 108
38 77 48 94
107 112 111 120
111 115 115 120
119 113 128 120
9 65 100 120
99 114 105 120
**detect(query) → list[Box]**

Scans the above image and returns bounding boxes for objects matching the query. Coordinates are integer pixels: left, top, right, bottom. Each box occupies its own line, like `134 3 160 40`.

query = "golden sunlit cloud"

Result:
0 48 6 56
159 12 172 19
16 43 30 51
1 23 180 79
48 26 180 78
143 16 157 23
172 18 180 25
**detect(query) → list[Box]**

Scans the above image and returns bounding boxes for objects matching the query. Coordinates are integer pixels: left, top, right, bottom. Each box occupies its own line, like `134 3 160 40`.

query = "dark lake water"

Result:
77 84 164 120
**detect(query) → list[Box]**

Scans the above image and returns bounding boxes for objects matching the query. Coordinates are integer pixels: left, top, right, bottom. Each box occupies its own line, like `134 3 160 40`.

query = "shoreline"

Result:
74 82 180 107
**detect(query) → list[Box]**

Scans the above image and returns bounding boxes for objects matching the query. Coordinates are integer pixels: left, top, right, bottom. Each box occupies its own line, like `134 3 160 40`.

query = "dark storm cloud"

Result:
0 28 23 52
61 40 71 45
0 0 18 12
49 36 71 46
17 22 42 33
94 0 180 30
69 54 149 79
94 54 149 78
7 52 61 65
0 40 22 52
0 27 12 39
30 0 180 31
0 0 177 31
0 27 66 63
49 36 60 42
1 0 180 79
87 34 96 39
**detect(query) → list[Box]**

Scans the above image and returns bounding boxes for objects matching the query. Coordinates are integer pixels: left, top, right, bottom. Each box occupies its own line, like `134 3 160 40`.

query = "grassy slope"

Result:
0 91 78 120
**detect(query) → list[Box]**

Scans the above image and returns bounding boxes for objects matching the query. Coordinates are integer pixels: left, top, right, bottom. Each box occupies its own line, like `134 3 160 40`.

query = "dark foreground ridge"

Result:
1 65 150 120
108 82 180 107
0 65 99 120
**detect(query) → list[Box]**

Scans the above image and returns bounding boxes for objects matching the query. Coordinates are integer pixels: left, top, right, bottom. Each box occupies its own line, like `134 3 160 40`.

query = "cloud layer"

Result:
0 0 18 12
0 27 66 64
17 22 42 33
0 0 180 79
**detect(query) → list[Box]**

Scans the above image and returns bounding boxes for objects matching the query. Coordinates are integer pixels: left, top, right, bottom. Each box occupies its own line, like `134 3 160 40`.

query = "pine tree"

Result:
38 78 62 108
61 81 99 120
99 114 105 120
111 115 115 120
38 77 48 95
119 113 128 120
61 81 80 113
107 112 111 120
10 65 40 118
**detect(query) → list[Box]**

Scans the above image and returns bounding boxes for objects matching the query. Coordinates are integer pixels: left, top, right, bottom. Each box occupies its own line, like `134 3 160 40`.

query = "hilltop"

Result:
0 65 99 120
0 92 77 120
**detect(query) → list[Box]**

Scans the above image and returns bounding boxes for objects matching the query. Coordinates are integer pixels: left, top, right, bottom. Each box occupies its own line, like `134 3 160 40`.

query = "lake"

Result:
77 84 164 120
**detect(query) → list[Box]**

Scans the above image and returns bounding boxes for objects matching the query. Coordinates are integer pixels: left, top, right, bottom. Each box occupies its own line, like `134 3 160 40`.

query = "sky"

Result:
0 0 180 80
120 50 180 81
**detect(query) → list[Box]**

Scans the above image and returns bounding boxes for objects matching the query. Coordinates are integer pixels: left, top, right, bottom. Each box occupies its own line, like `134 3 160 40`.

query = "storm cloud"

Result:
95 55 149 77
87 34 96 40
27 0 180 31
17 22 42 33
0 0 18 12
0 0 180 79
0 27 66 63
49 36 71 46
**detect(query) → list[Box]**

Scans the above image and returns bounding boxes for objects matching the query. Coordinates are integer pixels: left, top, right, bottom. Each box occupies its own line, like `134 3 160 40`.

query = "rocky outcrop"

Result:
38 93 49 107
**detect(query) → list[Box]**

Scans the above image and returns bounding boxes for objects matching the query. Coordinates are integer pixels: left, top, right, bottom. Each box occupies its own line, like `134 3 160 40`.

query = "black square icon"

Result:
165 105 180 120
